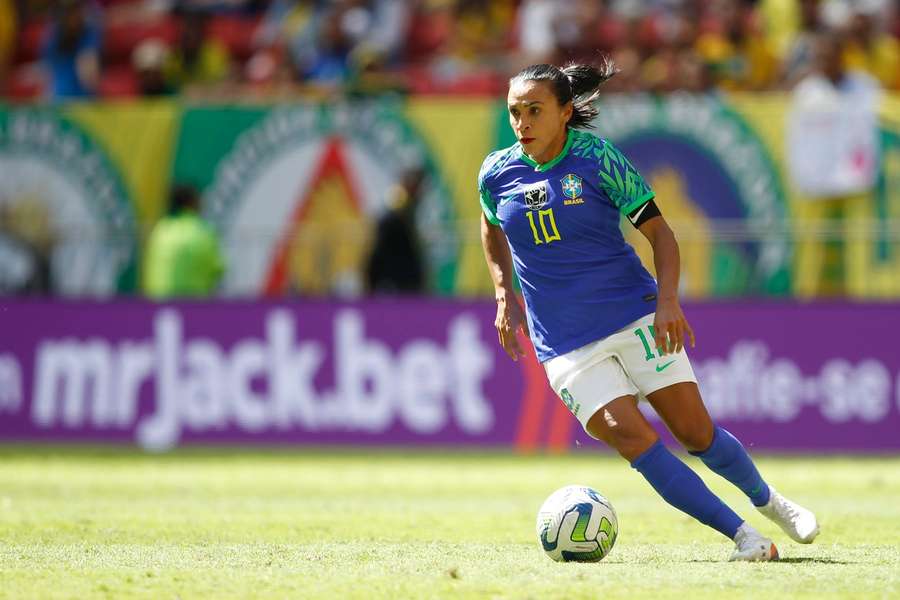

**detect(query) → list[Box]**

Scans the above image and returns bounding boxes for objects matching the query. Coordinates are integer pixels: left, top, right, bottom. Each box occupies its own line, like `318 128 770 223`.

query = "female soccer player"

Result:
478 61 819 561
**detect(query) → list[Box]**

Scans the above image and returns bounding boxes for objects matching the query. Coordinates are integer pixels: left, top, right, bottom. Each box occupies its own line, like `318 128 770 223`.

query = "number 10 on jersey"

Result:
526 208 561 245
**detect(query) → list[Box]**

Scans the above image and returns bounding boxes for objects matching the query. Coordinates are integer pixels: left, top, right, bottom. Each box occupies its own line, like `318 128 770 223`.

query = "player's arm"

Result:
480 212 529 361
633 205 695 355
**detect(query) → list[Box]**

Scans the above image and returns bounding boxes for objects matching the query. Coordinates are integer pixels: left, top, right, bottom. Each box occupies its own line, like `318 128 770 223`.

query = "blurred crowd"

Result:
1 0 899 100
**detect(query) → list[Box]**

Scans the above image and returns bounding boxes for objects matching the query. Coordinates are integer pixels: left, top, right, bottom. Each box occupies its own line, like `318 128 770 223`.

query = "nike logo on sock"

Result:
656 360 676 373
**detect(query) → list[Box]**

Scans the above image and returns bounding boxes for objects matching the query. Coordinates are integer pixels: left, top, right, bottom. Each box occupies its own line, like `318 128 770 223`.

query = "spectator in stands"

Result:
786 31 881 296
353 0 411 65
247 0 313 87
425 0 513 91
252 0 313 57
175 0 267 13
695 0 778 90
602 46 642 93
133 38 176 96
165 8 232 90
262 0 409 89
893 2 900 40
516 0 558 65
550 0 607 64
640 5 712 93
842 4 900 90
780 0 824 87
41 0 101 99
672 49 714 92
365 167 427 294
344 44 408 96
298 2 355 85
759 0 801 58
7 0 897 99
143 184 225 299
0 0 14 95
291 0 410 87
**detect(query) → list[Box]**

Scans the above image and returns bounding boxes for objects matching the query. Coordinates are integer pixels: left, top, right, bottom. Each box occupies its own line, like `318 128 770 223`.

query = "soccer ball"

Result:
536 485 618 562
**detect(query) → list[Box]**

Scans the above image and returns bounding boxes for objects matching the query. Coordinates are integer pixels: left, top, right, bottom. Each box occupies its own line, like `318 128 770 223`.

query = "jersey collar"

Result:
519 128 574 172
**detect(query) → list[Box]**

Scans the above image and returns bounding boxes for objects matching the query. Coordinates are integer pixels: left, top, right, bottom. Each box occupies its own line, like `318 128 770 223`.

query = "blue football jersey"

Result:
478 128 658 362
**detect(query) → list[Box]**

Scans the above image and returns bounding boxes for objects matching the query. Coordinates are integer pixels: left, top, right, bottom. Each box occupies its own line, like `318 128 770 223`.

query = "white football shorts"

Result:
543 312 697 438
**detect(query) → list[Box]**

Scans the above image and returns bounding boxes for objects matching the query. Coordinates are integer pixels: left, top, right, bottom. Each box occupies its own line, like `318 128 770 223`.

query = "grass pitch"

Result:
0 448 898 599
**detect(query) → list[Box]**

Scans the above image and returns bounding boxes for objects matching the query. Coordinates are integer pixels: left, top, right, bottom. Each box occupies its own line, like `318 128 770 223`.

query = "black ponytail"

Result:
510 56 617 129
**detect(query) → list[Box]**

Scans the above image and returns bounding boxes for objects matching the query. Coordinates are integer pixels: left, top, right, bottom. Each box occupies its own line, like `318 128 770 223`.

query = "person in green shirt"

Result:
143 185 225 299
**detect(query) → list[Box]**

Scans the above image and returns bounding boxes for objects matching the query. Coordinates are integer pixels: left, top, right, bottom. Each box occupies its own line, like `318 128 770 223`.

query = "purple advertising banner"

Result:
0 300 898 452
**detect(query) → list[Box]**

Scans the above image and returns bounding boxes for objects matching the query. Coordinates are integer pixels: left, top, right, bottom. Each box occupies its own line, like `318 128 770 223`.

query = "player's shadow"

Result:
775 557 849 564
687 557 849 564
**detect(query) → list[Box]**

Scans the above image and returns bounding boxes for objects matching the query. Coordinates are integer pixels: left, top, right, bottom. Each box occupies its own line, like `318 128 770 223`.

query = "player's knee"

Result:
587 411 657 461
610 429 657 461
674 422 714 453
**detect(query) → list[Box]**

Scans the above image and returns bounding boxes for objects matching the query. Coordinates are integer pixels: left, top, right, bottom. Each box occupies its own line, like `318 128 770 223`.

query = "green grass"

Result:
0 448 898 599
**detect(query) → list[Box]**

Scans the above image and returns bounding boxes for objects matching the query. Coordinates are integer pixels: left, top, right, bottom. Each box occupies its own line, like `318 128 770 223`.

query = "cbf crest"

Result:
561 173 582 199
523 181 548 209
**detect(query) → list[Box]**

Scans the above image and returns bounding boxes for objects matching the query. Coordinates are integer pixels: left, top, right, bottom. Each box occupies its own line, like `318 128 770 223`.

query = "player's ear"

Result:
561 101 574 126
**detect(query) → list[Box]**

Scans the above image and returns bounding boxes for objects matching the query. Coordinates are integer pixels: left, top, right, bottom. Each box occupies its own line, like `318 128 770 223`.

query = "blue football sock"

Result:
690 426 771 507
631 440 744 539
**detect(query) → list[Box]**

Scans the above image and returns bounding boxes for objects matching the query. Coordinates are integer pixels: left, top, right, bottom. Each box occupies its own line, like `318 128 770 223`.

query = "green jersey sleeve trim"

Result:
619 190 656 216
479 186 501 225
587 137 655 215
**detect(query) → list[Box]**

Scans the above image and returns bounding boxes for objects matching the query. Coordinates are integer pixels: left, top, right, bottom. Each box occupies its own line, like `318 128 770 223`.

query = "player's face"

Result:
507 80 573 163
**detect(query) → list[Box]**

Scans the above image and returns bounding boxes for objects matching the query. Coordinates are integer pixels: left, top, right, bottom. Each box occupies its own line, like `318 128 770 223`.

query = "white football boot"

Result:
730 522 779 562
756 485 819 544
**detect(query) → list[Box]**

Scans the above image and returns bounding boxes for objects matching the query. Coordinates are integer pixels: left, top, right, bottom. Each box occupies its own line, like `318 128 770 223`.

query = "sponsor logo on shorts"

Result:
656 360 676 373
560 388 580 417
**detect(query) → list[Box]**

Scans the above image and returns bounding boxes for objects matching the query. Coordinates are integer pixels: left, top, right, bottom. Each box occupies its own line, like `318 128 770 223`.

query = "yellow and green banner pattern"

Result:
1 95 898 298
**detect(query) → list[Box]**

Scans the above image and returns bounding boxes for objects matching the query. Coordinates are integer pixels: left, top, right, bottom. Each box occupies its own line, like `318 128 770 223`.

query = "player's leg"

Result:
613 313 772 506
647 382 819 544
645 382 768 502
583 395 657 461
608 313 780 558
584 395 756 548
545 332 776 560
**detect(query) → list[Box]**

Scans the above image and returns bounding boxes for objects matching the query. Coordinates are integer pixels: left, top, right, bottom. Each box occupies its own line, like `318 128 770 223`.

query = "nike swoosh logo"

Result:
656 360 676 373
628 203 648 224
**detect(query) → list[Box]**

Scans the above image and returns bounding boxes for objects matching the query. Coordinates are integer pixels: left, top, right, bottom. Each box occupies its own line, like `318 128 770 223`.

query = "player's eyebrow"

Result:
508 101 544 108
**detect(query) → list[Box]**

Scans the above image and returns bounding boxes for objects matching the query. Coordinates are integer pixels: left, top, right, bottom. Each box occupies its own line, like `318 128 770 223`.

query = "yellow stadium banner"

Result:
1 94 898 298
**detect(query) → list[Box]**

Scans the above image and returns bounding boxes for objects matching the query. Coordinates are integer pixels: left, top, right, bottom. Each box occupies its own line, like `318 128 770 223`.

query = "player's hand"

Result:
653 297 695 355
494 291 529 361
